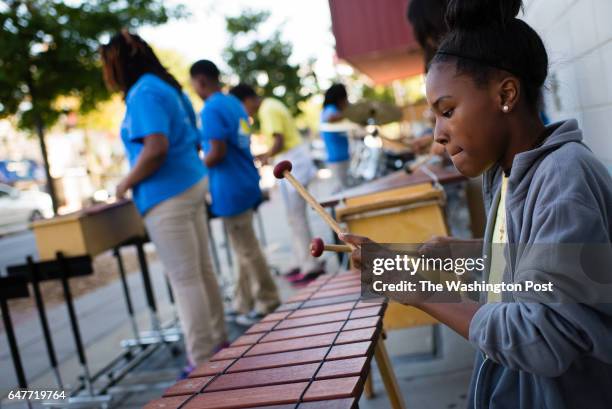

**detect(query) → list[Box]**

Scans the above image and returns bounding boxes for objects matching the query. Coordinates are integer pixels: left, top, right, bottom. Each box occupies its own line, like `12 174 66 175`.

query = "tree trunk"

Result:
27 65 59 216
34 115 58 215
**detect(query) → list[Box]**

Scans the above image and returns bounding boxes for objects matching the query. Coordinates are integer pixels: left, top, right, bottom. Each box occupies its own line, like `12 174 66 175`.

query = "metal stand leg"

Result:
113 248 141 345
165 275 179 324
27 256 63 388
135 241 161 333
116 243 181 349
207 218 222 278
374 337 407 409
255 209 267 247
1 298 27 389
56 252 94 396
222 223 234 269
207 218 234 305
165 276 175 306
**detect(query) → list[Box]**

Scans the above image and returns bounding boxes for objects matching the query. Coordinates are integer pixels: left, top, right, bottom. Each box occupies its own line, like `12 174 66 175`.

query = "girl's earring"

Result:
502 105 510 113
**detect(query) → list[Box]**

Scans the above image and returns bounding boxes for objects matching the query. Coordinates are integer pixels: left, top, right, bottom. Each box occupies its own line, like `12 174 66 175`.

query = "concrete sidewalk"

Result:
0 175 475 408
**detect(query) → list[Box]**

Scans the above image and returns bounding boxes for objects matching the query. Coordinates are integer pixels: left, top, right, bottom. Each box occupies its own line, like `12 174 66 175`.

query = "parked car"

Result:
0 184 53 228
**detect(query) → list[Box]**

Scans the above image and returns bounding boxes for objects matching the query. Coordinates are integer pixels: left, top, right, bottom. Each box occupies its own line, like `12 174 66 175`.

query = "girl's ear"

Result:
497 76 521 113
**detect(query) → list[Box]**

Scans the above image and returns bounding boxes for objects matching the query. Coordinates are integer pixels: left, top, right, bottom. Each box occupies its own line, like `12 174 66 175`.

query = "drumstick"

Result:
310 237 352 258
273 160 356 250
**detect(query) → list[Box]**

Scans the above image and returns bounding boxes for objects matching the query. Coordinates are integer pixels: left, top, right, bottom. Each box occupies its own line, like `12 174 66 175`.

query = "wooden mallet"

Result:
273 160 356 250
310 237 352 258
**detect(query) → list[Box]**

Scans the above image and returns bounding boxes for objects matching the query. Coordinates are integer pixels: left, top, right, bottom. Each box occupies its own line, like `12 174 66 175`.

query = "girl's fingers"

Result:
339 233 371 246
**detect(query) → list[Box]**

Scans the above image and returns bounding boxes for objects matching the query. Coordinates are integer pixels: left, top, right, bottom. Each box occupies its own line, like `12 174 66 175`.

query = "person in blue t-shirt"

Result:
100 32 226 373
320 83 351 190
190 60 279 326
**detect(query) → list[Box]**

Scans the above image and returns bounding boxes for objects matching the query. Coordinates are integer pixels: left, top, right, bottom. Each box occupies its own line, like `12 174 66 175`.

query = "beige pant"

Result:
276 144 319 273
223 210 280 314
328 160 350 193
144 178 226 365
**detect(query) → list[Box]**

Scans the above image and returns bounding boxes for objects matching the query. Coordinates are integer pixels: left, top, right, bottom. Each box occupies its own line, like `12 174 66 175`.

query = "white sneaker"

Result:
235 311 265 327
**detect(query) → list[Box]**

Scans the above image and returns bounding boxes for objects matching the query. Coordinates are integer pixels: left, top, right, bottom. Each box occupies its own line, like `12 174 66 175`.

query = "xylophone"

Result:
30 199 145 260
146 271 406 409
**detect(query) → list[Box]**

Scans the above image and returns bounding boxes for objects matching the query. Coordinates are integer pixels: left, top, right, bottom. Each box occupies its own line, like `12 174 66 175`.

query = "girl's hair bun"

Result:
446 0 523 30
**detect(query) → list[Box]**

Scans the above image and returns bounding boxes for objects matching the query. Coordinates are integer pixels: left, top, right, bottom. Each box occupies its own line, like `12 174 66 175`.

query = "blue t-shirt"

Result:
121 74 206 214
320 104 350 163
200 92 261 217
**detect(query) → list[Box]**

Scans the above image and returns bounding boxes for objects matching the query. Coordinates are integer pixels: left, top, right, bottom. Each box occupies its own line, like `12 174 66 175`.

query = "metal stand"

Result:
135 241 161 335
206 208 236 306
113 247 142 346
56 252 95 397
207 215 223 278
27 256 64 388
254 209 267 247
1 297 27 389
123 239 182 349
1 295 33 409
4 240 183 409
222 223 234 270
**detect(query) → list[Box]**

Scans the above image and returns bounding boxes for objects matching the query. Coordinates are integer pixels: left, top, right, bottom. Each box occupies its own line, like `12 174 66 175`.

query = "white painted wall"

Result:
523 0 612 168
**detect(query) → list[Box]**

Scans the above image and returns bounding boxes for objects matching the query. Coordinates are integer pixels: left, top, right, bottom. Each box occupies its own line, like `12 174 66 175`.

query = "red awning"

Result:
329 0 424 83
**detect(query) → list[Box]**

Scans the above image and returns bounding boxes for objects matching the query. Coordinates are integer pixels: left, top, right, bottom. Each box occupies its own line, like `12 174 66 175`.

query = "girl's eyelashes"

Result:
442 108 454 118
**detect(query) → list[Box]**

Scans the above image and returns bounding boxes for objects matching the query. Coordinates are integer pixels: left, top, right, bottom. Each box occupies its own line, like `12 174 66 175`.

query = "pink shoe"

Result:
290 268 325 287
283 267 302 280
286 272 306 283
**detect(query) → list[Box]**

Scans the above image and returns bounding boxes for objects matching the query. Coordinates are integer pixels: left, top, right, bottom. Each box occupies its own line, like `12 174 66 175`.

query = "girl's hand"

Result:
418 236 484 262
418 235 456 259
338 233 373 271
116 179 130 200
340 233 433 305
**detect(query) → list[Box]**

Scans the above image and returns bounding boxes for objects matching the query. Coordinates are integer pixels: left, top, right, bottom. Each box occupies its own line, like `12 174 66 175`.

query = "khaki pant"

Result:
279 181 319 273
223 210 280 314
144 178 226 365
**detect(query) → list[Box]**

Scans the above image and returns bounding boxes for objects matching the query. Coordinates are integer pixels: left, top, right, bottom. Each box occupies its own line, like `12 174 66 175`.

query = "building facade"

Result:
524 0 612 169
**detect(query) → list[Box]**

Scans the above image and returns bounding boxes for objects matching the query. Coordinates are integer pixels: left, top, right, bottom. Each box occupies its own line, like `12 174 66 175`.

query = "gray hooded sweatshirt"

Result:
466 119 612 409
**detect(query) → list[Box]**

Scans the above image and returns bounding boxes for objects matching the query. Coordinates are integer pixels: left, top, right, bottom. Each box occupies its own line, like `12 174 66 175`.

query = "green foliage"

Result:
223 9 317 117
0 0 186 130
361 83 396 105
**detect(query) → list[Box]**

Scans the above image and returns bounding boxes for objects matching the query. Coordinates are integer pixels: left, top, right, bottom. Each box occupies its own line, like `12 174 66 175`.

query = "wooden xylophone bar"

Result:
146 271 406 409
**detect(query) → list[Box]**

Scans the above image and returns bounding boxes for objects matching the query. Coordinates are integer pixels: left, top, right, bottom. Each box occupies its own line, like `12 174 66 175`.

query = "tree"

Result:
223 10 318 118
0 0 185 213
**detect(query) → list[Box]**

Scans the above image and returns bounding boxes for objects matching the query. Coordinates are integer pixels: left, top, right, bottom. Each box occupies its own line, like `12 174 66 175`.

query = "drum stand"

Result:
11 253 113 408
360 331 411 409
373 335 408 409
114 242 181 349
0 276 33 409
5 240 183 408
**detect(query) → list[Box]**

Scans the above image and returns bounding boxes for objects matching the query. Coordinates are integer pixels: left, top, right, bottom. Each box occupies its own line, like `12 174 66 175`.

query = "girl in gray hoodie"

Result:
342 0 612 407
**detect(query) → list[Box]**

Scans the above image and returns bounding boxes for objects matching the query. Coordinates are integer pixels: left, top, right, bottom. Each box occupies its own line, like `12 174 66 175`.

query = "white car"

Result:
0 184 53 229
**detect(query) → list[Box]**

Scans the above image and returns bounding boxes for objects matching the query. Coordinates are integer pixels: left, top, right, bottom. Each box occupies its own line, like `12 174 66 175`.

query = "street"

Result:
0 230 37 276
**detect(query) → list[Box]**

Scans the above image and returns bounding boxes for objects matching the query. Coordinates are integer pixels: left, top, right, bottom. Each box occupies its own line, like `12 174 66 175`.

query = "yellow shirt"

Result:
258 98 301 154
488 175 508 303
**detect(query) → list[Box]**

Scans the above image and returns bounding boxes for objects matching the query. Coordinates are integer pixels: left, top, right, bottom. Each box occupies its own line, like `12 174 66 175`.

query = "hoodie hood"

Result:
482 119 584 211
